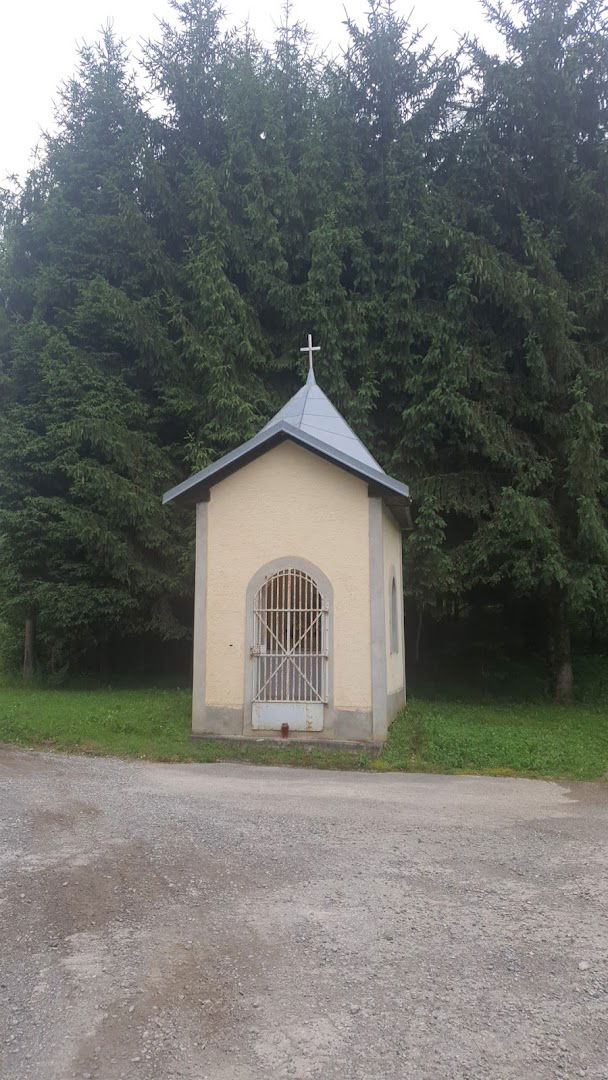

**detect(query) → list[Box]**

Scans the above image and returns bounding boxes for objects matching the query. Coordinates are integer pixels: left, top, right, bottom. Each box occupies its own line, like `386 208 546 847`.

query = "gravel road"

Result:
1 746 608 1079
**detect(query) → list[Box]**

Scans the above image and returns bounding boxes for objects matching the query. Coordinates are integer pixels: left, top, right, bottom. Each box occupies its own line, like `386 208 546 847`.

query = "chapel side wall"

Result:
191 501 208 735
202 441 372 728
382 505 406 713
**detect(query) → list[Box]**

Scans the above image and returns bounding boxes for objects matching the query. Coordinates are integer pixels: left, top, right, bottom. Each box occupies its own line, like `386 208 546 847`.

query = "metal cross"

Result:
300 333 320 377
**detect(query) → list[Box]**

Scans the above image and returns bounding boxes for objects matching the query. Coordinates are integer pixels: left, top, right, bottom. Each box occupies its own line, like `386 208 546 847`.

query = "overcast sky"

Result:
1 0 497 182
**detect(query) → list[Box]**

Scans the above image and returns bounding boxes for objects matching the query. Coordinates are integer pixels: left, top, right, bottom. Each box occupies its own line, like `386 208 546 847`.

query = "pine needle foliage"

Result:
1 0 608 696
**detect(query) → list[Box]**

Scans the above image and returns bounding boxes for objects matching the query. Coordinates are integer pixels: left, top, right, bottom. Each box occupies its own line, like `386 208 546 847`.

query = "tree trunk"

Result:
98 643 110 681
550 593 573 704
415 607 423 665
23 612 35 683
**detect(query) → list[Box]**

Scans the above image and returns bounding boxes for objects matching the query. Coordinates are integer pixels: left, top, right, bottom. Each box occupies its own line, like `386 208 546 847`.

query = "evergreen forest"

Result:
2 0 608 702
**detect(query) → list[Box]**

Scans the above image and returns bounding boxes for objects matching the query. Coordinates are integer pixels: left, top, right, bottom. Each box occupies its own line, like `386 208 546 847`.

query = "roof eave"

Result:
162 425 287 506
162 421 409 509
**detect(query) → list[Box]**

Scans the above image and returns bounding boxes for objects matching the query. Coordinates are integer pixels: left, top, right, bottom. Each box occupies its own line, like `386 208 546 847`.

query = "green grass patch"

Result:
0 684 372 770
384 699 608 780
0 679 607 779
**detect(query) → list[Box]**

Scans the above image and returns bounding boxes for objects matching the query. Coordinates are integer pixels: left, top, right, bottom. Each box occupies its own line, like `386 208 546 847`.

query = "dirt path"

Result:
1 746 608 1079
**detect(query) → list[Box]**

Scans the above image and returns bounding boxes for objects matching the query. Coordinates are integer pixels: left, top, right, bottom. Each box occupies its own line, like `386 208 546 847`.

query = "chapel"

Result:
163 337 410 744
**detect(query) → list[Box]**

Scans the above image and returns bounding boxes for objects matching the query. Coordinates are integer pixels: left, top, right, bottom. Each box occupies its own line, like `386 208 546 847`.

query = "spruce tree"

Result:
143 0 333 459
143 0 273 467
0 30 189 676
398 0 608 699
2 0 607 697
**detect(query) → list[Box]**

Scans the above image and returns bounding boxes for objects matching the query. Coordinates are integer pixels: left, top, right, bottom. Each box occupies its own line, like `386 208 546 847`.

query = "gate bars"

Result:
253 568 328 703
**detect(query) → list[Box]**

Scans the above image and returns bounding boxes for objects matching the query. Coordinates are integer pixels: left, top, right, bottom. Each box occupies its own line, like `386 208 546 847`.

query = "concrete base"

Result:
189 732 382 753
387 687 406 725
333 709 373 742
192 705 242 739
193 704 379 744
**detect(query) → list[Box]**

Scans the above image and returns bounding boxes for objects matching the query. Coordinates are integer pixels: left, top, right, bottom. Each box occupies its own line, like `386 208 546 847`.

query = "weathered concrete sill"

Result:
189 732 383 753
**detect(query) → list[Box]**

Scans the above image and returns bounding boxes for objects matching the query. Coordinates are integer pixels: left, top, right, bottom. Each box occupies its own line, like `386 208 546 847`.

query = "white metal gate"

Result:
251 568 328 732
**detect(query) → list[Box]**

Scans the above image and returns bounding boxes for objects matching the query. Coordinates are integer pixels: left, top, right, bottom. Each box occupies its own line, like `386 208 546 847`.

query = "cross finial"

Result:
300 333 320 383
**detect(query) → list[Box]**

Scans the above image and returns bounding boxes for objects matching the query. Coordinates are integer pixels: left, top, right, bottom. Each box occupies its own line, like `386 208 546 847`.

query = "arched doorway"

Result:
251 566 329 732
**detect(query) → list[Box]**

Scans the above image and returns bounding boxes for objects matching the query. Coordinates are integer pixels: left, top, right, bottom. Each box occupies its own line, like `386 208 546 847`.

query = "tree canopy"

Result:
1 0 608 699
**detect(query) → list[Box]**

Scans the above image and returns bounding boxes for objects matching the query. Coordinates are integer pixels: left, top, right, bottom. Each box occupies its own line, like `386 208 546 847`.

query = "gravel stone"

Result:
1 746 608 1079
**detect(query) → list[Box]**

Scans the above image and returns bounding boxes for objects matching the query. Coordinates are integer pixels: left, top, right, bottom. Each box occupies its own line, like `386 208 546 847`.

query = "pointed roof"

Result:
260 368 383 472
163 364 409 524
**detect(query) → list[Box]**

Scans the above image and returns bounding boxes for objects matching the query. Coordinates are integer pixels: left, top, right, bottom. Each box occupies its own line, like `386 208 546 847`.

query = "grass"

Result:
0 684 371 770
384 699 608 781
1 676 608 780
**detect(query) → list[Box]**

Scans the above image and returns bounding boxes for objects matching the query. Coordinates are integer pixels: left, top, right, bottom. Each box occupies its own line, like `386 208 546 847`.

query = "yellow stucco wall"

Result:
203 441 372 710
382 505 405 696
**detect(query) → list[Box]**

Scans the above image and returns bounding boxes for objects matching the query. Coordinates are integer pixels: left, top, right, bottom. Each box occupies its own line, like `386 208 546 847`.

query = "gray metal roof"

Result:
260 369 383 471
163 370 410 522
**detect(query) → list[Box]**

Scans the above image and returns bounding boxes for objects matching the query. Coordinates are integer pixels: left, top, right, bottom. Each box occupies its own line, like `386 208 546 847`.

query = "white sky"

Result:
1 0 496 182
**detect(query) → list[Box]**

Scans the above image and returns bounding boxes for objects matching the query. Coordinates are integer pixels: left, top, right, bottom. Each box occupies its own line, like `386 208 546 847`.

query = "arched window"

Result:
253 568 328 703
390 574 399 654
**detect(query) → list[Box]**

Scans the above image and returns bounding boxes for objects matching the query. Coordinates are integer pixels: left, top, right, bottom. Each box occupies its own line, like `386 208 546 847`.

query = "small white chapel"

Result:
163 336 410 744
